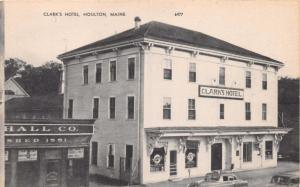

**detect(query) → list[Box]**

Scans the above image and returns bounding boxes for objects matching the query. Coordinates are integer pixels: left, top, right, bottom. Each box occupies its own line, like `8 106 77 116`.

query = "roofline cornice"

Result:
58 37 284 68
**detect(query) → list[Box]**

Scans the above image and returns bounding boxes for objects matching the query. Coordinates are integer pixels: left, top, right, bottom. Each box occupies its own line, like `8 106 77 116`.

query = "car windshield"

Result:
205 172 220 182
271 176 290 185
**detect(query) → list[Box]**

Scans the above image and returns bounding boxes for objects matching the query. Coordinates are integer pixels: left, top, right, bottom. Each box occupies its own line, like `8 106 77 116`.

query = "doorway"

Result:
211 143 222 171
17 161 39 187
125 145 133 171
170 150 177 176
45 159 61 187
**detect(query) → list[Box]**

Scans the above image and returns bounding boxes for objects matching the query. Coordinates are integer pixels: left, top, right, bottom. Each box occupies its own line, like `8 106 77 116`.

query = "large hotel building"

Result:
58 18 290 184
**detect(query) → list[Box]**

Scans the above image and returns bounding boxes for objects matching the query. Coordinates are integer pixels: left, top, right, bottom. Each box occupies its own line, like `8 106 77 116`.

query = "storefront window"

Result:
185 141 198 168
243 142 252 162
150 147 165 172
265 141 273 160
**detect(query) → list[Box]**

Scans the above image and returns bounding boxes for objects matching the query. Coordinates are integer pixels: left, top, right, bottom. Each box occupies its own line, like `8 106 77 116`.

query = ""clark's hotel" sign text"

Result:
199 85 244 100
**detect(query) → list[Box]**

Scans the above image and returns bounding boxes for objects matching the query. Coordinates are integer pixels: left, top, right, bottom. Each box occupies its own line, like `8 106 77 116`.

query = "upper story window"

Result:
189 63 196 82
127 96 134 119
128 57 135 80
68 99 73 119
83 65 89 84
163 97 171 119
245 71 251 88
95 63 102 83
262 103 267 120
107 144 115 168
109 60 117 82
219 67 225 85
262 73 267 90
93 98 99 119
188 99 196 120
163 59 172 80
109 97 116 119
245 102 251 120
220 104 224 119
265 141 273 160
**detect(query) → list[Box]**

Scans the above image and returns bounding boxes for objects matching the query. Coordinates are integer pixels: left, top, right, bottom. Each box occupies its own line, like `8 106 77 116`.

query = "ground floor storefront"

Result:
5 119 94 187
142 126 291 184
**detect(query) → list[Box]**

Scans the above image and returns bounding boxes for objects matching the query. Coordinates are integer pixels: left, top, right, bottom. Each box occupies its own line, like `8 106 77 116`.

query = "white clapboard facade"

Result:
58 18 291 184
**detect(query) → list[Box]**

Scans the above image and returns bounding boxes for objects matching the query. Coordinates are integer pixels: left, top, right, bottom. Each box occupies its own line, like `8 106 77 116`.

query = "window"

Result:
245 102 251 120
262 73 267 90
109 97 116 119
245 71 251 88
262 103 267 120
83 65 89 84
150 148 165 172
243 142 252 162
68 99 73 118
219 67 225 85
220 104 224 119
93 98 99 119
95 63 102 83
91 142 98 165
265 141 273 160
188 99 196 120
107 144 115 168
163 59 172 80
189 63 196 82
128 57 135 80
185 141 198 168
127 96 134 119
163 97 171 119
109 60 117 81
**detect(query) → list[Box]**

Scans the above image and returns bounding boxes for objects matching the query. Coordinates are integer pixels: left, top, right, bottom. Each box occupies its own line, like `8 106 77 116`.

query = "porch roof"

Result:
145 126 291 137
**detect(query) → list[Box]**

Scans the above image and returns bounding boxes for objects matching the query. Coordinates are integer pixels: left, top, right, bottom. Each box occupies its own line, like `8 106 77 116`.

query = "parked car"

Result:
187 171 248 187
266 171 299 187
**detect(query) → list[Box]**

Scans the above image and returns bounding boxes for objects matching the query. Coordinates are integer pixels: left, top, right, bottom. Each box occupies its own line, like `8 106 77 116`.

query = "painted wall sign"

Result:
68 148 84 159
5 136 91 147
199 85 244 100
5 124 93 135
18 150 37 161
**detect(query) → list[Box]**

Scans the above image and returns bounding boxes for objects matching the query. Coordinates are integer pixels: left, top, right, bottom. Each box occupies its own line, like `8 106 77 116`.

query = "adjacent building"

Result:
58 18 291 184
5 77 30 101
5 119 94 187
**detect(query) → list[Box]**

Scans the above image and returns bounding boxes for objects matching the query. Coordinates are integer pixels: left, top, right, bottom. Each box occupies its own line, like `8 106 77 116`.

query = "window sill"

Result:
127 78 136 81
107 167 115 170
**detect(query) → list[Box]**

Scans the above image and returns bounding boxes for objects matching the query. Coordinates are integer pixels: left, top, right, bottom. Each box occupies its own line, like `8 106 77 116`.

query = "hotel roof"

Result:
58 21 283 65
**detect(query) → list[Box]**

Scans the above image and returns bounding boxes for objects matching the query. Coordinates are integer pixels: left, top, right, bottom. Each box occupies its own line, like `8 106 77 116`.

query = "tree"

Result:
5 59 62 96
4 58 30 80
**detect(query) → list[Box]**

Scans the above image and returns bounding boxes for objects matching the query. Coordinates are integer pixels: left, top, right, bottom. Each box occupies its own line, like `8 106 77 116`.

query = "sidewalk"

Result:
90 161 299 187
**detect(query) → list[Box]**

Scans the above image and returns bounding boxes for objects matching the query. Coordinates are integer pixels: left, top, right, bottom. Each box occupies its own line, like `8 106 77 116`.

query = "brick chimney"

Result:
134 16 141 29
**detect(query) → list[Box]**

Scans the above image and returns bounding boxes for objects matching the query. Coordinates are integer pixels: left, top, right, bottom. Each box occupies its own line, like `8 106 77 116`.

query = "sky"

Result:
4 0 300 78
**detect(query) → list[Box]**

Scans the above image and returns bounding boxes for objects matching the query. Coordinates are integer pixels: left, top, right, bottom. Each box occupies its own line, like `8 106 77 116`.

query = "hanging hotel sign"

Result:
18 149 38 161
199 85 244 100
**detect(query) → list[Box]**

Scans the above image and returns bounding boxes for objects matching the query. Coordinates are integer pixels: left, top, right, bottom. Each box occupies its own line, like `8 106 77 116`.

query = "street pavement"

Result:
90 161 299 187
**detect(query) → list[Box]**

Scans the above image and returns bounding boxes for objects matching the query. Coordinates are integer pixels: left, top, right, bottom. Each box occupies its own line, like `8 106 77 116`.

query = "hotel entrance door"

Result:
211 143 222 171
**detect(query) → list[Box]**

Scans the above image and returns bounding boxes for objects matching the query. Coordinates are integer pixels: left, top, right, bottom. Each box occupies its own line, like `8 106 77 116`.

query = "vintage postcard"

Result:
1 1 299 187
